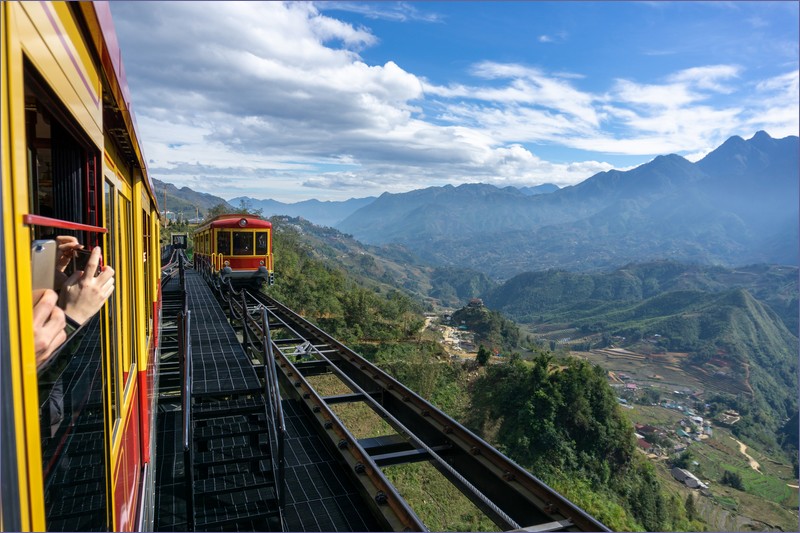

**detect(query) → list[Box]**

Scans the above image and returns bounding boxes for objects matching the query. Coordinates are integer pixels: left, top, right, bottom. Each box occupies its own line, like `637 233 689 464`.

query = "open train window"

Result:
24 61 109 530
25 62 100 245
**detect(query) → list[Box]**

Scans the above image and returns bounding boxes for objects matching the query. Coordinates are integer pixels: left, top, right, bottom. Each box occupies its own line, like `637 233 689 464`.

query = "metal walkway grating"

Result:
185 272 262 396
154 406 188 532
155 270 383 531
281 400 381 532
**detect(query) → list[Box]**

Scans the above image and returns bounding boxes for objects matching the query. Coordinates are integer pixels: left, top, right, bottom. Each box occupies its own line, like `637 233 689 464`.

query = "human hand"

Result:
55 235 83 271
33 289 67 367
58 246 115 325
54 236 83 290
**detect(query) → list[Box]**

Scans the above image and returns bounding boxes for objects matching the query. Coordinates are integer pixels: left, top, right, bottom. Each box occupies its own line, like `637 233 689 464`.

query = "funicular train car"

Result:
193 214 274 287
1 2 162 531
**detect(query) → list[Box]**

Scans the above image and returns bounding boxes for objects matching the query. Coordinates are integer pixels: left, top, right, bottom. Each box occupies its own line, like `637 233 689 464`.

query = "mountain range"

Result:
229 196 376 228
335 131 798 277
157 131 797 279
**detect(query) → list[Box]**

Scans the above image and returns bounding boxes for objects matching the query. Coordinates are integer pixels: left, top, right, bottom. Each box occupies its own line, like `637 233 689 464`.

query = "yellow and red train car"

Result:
1 2 161 531
194 214 274 287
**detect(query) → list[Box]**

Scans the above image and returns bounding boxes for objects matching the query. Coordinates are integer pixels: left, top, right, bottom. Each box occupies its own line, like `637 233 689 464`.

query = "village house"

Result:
637 438 654 453
671 467 708 489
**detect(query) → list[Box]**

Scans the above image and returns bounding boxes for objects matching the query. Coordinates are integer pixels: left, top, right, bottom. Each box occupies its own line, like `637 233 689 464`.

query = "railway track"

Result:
221 283 609 532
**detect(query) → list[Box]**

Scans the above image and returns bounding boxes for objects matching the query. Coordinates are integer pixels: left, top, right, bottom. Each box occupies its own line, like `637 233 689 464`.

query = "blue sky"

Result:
110 1 798 202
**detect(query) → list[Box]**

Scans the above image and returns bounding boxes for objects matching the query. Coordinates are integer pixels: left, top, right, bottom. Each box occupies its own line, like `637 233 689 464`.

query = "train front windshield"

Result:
256 232 268 255
232 232 253 255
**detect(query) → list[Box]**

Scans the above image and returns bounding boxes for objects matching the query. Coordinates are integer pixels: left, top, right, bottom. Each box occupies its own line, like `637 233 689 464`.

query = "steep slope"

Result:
483 263 799 450
483 261 798 332
269 216 495 308
152 178 233 218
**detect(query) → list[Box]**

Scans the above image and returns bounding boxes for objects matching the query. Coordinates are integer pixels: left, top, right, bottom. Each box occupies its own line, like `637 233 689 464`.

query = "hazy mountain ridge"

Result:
152 178 234 218
268 216 493 308
336 132 799 276
231 196 376 227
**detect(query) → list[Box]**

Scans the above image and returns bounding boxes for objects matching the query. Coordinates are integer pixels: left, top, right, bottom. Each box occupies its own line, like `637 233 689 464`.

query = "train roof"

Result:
195 214 273 232
77 2 157 206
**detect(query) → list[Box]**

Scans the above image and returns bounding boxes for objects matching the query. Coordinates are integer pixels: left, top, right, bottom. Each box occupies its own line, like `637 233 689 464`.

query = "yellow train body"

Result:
1 3 161 530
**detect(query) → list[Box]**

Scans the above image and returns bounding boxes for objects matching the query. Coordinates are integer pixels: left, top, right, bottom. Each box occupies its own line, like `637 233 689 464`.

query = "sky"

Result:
109 1 799 203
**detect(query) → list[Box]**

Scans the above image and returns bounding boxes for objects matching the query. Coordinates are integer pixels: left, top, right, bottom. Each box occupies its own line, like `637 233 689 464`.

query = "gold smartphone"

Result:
31 239 57 291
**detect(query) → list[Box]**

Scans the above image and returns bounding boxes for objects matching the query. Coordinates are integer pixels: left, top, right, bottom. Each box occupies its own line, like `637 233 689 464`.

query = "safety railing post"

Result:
261 307 285 516
241 291 249 350
180 306 194 531
178 251 185 287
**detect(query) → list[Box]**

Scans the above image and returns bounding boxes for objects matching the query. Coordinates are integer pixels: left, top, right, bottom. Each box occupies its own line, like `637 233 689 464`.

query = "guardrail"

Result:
179 283 194 530
261 306 286 519
225 287 286 526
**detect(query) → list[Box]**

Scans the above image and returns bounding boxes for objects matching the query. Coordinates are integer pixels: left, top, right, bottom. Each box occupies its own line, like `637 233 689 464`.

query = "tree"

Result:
671 450 693 470
201 200 263 224
720 469 745 491
684 494 697 521
476 344 491 366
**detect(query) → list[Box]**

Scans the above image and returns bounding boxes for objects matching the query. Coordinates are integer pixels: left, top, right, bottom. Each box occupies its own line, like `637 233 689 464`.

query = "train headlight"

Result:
259 260 265 266
224 260 230 267
238 218 247 227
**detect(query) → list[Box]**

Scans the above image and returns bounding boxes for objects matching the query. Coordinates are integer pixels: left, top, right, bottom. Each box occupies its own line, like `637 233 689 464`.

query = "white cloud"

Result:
317 2 443 23
111 2 798 202
667 64 740 93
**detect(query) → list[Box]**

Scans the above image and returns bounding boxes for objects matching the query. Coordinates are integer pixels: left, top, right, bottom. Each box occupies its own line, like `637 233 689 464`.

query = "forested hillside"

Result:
483 261 798 332
483 262 798 456
467 354 703 531
268 216 495 308
153 178 233 219
261 220 707 531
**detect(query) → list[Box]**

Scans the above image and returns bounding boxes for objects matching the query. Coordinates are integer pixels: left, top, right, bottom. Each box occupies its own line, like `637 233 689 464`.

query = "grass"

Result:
303 359 499 532
383 462 497 532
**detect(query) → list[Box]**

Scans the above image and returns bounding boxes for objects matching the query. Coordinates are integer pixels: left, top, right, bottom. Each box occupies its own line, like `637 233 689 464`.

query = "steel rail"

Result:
235 294 426 532
262 299 523 530
249 291 609 533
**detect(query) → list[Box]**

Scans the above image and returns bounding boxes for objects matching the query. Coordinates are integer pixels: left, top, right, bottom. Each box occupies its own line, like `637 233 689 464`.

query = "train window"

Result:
104 180 121 426
24 63 100 246
121 197 136 374
37 315 107 531
233 231 253 255
24 62 109 530
256 232 268 255
217 231 231 255
142 210 151 336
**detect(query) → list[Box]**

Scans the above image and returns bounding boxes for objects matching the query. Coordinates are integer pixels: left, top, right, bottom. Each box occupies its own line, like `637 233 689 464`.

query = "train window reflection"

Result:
38 316 107 530
256 232 268 255
233 232 252 255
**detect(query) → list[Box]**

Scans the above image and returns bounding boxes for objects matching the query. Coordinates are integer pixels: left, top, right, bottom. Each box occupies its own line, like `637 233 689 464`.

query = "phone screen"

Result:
73 249 103 276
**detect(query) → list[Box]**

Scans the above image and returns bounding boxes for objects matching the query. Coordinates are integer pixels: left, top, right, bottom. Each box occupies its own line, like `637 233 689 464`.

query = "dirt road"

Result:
730 436 762 474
